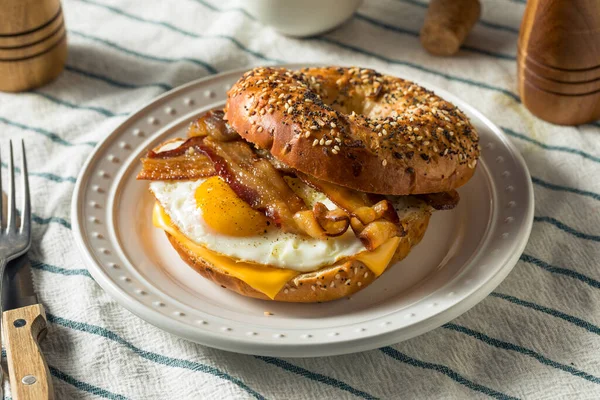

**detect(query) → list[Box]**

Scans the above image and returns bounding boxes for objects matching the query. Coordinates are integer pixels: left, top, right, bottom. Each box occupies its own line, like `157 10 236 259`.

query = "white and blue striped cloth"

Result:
2 0 599 398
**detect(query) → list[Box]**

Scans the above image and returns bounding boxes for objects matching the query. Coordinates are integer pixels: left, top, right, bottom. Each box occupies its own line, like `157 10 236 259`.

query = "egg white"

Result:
151 178 368 271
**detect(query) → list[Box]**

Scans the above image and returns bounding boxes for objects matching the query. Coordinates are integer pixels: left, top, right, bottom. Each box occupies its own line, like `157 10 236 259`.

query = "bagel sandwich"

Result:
137 66 479 302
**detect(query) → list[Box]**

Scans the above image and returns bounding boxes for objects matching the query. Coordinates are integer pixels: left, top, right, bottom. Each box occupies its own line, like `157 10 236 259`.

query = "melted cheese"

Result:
355 236 402 276
153 203 401 299
154 203 299 299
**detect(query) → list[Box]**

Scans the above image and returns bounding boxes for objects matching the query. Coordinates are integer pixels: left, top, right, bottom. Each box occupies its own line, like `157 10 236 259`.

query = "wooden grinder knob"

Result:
420 0 481 56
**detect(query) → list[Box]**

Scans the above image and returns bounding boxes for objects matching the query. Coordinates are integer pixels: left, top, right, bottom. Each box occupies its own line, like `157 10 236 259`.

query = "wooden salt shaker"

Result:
0 0 67 92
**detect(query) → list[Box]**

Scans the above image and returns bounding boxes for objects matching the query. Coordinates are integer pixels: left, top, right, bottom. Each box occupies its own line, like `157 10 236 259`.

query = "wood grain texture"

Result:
518 57 600 95
0 0 66 92
0 10 63 48
0 0 60 35
518 0 600 124
517 46 600 83
3 304 54 400
518 0 600 70
518 74 600 125
420 0 481 56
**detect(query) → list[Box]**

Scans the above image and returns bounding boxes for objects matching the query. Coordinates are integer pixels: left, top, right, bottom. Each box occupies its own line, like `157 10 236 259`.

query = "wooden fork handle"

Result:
3 304 54 400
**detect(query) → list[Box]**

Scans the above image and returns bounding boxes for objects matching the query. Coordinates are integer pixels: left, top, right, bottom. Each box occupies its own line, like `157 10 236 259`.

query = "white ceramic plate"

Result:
72 65 534 357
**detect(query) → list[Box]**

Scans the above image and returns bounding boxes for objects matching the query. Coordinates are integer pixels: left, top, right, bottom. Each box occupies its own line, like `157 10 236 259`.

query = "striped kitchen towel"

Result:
1 0 599 398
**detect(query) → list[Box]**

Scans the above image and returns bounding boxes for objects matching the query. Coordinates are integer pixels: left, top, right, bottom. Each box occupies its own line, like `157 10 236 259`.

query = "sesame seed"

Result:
331 149 339 154
311 285 316 291
257 126 264 132
290 288 297 292
381 129 387 135
325 139 333 146
345 279 352 286
284 289 289 294
310 125 318 130
382 159 387 166
312 139 319 146
333 145 340 151
335 274 341 279
357 282 362 287
264 311 273 316
305 131 311 138
364 272 368 278
354 267 358 275
330 282 335 288
319 138 325 145
330 122 336 128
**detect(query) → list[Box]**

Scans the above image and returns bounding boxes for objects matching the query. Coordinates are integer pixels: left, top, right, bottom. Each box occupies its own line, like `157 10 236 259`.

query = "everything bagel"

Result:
225 66 480 195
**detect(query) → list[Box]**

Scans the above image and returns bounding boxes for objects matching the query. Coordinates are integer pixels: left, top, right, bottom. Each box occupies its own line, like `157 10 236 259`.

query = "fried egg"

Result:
150 177 367 271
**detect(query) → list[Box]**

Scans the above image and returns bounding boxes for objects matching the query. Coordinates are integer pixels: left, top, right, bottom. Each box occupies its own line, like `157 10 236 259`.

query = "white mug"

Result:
241 0 364 37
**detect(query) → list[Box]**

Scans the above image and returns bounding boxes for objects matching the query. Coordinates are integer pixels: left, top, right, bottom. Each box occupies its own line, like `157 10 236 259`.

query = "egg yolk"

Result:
195 176 269 237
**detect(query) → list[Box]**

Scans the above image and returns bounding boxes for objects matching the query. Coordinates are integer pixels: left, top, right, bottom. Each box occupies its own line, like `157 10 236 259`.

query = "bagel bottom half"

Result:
166 209 431 303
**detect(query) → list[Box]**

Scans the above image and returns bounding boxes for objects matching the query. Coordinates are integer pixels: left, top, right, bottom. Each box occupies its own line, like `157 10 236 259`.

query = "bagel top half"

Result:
225 66 480 195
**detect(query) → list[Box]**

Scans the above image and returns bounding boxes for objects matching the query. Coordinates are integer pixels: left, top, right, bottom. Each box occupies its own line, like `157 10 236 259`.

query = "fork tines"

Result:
0 140 30 236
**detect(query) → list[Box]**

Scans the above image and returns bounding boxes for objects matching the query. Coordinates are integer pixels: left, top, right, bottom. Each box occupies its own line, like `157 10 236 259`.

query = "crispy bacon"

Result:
199 137 308 234
137 136 216 180
293 203 350 239
297 172 403 250
358 220 403 250
188 110 240 142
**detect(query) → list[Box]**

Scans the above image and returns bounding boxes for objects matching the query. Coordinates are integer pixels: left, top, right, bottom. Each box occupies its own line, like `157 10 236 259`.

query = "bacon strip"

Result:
199 137 308 234
137 136 216 180
188 110 240 142
294 203 351 239
297 172 403 250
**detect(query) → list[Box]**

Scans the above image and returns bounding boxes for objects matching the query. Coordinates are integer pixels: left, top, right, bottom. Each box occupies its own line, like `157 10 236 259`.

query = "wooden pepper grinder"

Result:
0 0 67 92
518 0 600 125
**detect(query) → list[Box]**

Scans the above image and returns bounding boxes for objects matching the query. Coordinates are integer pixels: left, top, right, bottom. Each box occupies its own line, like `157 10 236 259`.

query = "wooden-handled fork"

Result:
0 141 53 399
